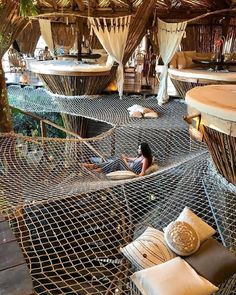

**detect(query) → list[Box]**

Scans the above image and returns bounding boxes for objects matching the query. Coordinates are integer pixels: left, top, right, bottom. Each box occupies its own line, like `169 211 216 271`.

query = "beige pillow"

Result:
106 170 137 180
196 52 212 61
164 221 200 256
142 107 153 114
177 207 216 243
169 53 177 69
185 56 195 68
143 112 158 118
130 111 143 118
184 50 197 59
131 257 219 295
144 163 158 175
121 227 176 269
177 52 187 69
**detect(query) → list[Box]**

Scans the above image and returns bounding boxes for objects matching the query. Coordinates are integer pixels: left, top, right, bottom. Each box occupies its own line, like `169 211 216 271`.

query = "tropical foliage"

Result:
13 110 66 138
19 0 38 17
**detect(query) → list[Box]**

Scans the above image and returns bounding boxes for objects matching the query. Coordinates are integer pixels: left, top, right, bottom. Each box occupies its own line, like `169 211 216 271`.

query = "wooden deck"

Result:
106 70 179 97
0 214 34 295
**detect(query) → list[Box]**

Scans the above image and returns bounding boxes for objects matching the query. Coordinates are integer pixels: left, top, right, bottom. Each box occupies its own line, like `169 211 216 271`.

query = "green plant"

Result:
19 0 38 17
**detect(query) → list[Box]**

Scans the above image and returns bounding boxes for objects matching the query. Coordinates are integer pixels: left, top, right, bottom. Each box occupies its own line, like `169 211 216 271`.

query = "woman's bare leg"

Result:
82 163 96 170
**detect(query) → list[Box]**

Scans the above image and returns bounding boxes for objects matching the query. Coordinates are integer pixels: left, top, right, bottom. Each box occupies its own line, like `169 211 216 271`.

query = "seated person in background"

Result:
42 46 52 60
84 142 153 176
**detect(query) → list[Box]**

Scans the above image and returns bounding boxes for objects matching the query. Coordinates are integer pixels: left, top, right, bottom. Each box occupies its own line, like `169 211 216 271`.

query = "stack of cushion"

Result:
121 207 236 295
127 104 159 118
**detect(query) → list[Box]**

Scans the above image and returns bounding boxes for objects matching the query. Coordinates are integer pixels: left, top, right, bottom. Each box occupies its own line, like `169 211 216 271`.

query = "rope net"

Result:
0 86 235 294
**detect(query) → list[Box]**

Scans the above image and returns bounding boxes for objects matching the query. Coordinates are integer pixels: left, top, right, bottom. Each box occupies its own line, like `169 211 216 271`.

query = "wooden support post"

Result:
40 120 47 138
76 18 83 61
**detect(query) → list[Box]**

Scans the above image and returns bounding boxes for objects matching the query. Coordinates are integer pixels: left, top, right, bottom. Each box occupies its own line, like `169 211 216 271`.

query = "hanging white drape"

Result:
88 16 131 98
39 19 54 52
157 19 187 105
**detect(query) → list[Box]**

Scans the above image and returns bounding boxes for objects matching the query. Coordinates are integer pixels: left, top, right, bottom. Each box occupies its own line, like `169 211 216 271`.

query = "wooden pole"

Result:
0 61 12 133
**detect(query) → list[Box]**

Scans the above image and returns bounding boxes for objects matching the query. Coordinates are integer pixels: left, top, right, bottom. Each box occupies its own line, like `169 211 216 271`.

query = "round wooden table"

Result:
186 85 236 185
168 68 236 98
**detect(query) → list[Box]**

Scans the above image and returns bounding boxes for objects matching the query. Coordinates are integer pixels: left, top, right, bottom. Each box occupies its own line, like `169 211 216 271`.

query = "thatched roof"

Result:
35 0 236 18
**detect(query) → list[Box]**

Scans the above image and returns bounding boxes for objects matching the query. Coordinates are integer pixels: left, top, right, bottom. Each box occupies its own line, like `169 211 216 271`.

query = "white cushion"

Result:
121 227 175 269
177 207 215 243
131 257 219 295
106 170 137 180
127 104 145 115
164 221 200 256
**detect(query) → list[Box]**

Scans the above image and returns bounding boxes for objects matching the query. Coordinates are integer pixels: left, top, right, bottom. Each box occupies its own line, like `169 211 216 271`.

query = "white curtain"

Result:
157 19 187 105
88 16 131 98
39 19 54 53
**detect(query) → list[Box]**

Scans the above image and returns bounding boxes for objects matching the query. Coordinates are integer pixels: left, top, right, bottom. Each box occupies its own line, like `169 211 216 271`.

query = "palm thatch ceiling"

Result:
35 0 236 18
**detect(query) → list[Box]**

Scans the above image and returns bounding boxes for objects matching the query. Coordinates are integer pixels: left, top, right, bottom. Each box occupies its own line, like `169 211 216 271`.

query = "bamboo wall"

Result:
182 20 236 53
51 22 76 51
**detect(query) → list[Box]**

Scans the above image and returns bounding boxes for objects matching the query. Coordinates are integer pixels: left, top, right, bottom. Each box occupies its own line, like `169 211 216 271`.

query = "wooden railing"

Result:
10 106 106 161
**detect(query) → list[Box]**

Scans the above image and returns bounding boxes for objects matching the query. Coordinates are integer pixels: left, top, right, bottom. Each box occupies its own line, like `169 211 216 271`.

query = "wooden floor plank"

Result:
0 264 34 295
0 221 16 244
0 214 34 295
0 241 26 271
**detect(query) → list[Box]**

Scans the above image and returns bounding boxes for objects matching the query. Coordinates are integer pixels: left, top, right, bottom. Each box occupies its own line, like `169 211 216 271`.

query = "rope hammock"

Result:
88 16 131 99
1 87 235 294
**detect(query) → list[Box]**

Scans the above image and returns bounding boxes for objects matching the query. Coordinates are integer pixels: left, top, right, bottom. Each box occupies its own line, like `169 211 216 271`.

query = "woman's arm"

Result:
121 154 136 162
139 158 149 176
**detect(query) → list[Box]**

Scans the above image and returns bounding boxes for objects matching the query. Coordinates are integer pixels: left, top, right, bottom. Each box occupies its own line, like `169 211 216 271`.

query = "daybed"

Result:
169 51 236 98
30 60 113 95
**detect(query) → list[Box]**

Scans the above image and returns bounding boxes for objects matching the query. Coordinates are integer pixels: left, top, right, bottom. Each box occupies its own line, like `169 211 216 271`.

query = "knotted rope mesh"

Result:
0 86 235 294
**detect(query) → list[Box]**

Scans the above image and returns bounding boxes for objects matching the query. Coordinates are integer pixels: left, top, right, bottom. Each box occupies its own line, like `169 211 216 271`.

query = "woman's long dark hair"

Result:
140 142 153 167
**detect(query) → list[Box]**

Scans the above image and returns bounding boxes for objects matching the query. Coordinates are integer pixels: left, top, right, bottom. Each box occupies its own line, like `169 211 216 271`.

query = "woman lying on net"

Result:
83 142 153 176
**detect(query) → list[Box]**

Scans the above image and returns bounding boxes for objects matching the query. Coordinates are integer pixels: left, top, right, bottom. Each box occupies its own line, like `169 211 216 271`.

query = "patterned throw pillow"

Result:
131 257 219 295
164 221 200 256
177 207 215 243
120 227 175 270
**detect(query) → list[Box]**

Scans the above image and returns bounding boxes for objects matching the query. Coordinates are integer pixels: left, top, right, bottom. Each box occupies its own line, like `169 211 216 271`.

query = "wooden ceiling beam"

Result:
36 6 236 20
36 8 135 17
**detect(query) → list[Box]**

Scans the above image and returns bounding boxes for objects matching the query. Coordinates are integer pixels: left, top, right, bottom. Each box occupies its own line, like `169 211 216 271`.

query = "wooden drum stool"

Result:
186 85 236 185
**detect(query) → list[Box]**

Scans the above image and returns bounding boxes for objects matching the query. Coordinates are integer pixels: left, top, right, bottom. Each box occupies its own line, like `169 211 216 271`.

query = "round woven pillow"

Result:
164 221 200 256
